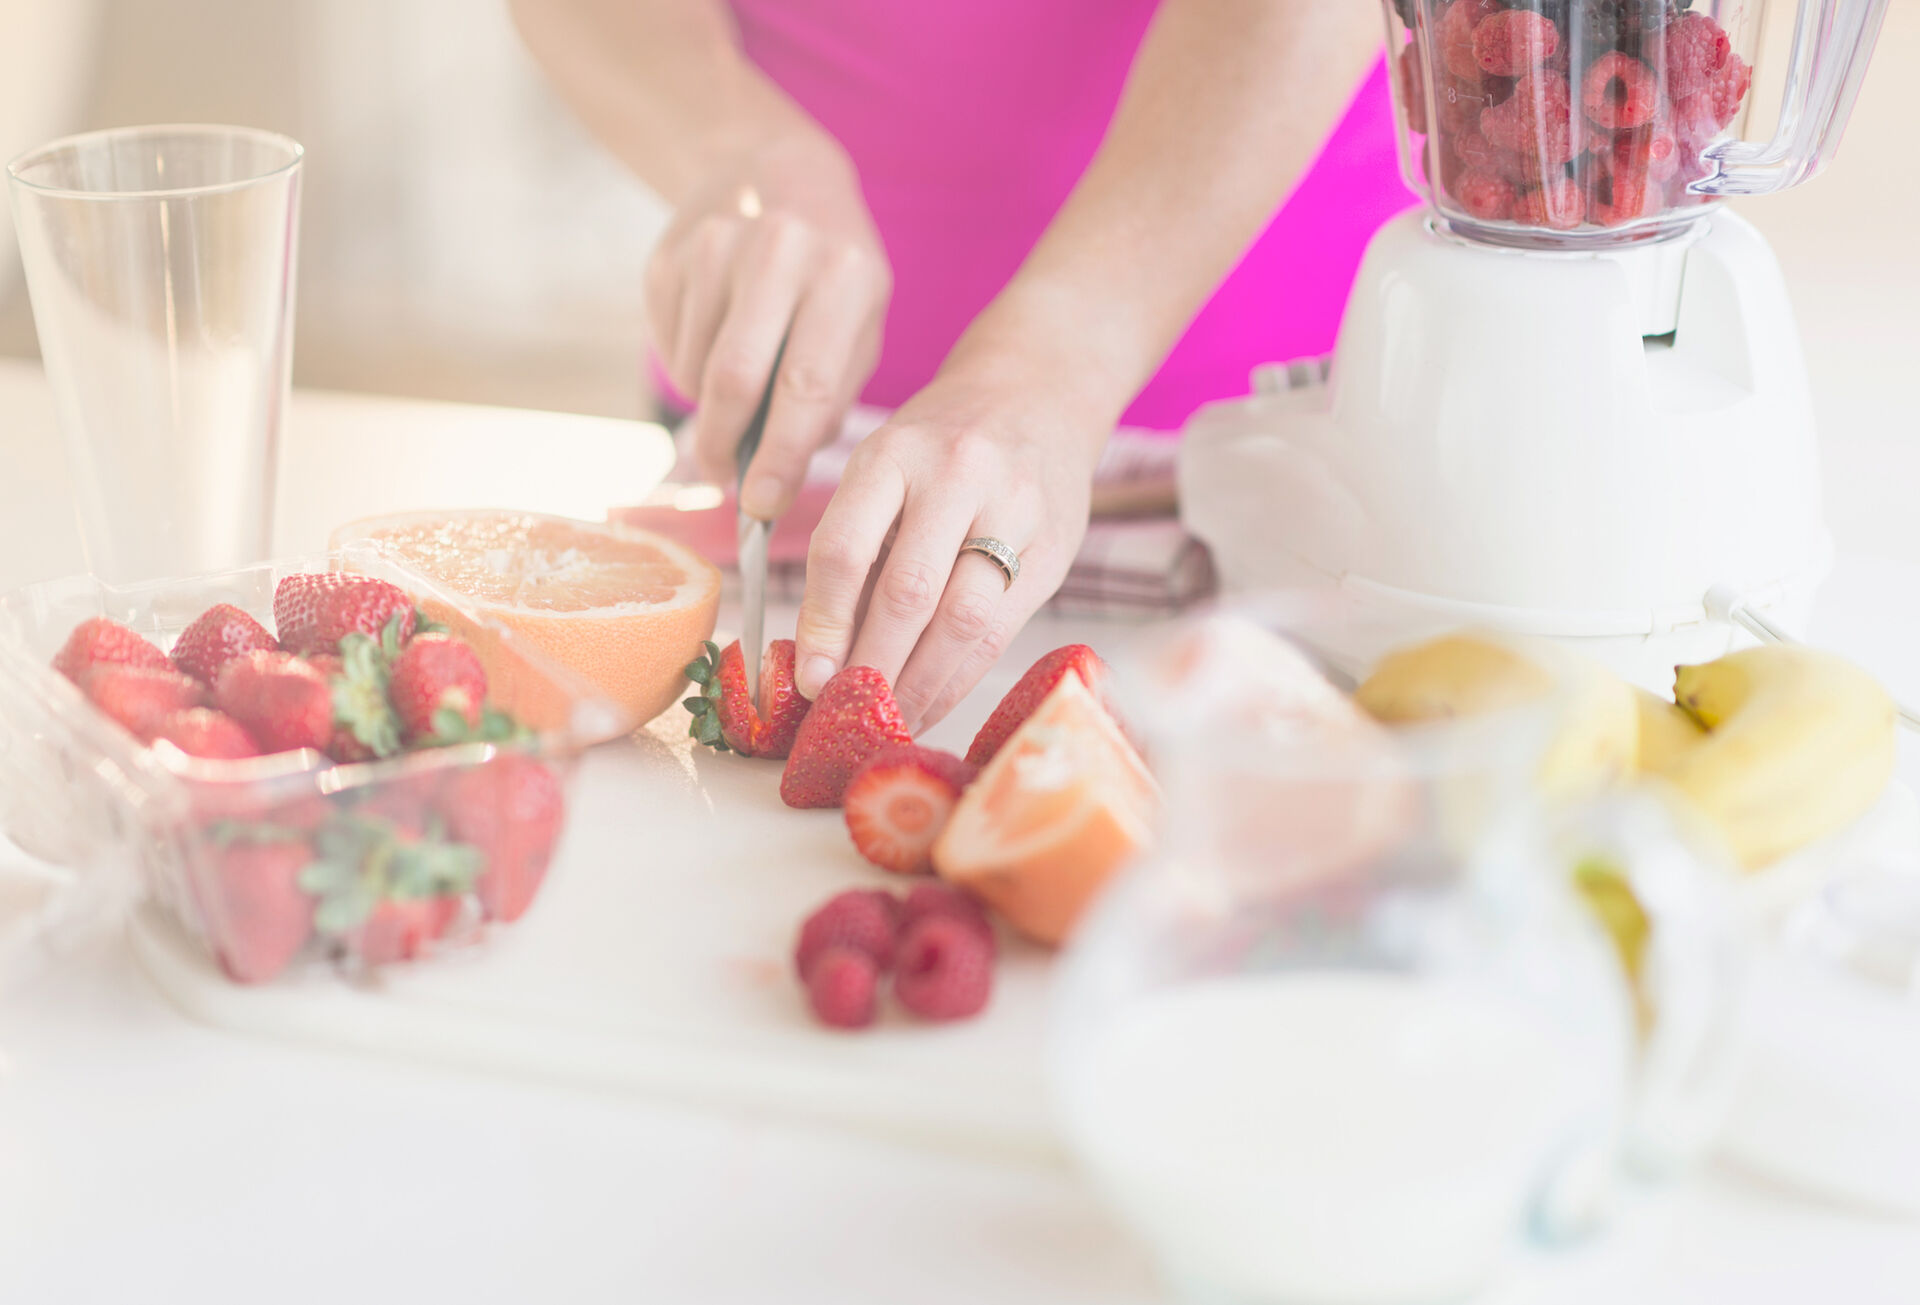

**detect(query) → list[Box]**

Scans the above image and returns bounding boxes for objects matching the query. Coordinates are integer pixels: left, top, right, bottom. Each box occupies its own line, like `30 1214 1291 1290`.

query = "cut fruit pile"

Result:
1395 0 1752 230
49 576 568 984
333 509 721 737
684 640 1157 1029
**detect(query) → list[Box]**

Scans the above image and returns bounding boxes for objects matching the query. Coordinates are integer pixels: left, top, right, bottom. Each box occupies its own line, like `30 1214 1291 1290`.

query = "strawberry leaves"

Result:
684 640 732 752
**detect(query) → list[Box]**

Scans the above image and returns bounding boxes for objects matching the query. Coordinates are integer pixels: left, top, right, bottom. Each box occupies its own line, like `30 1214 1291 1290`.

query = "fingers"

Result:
687 218 813 484
740 248 885 521
665 217 740 411
890 543 1018 734
841 487 980 700
794 456 907 697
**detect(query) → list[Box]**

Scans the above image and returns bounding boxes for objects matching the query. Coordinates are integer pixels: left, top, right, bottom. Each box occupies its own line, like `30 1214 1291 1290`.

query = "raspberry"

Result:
1517 174 1587 229
794 889 899 981
1483 70 1581 165
1454 168 1518 221
1451 128 1525 183
1703 52 1752 129
901 882 997 957
1437 0 1504 82
1590 165 1656 227
1472 10 1560 78
1606 123 1680 183
806 946 879 1030
1397 46 1428 135
894 915 993 1022
1583 52 1658 130
1661 11 1731 99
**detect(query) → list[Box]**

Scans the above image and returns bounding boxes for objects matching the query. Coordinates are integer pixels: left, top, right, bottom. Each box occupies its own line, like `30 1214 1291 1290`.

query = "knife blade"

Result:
736 340 785 716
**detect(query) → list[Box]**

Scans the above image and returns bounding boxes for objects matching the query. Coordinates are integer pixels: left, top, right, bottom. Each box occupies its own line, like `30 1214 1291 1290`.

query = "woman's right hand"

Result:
647 133 891 521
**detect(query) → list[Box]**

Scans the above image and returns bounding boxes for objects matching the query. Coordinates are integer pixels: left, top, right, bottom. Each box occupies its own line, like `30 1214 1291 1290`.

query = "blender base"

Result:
1179 209 1831 689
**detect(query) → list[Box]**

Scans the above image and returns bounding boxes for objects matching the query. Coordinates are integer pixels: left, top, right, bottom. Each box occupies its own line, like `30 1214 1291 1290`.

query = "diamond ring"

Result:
959 536 1021 590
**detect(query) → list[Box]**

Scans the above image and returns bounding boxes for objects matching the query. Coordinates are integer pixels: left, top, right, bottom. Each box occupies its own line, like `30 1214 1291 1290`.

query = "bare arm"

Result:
507 0 825 204
799 0 1384 722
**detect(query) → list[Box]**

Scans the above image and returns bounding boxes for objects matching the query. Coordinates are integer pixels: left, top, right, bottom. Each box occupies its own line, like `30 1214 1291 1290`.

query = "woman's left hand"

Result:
791 348 1112 733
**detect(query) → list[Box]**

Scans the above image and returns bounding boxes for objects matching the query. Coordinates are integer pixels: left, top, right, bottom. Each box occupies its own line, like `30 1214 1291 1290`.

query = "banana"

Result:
1355 632 1639 795
1656 646 1895 869
1634 688 1705 773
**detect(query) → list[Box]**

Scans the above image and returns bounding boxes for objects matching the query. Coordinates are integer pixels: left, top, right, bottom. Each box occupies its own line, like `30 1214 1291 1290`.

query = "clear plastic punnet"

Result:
1385 0 1890 246
0 549 621 986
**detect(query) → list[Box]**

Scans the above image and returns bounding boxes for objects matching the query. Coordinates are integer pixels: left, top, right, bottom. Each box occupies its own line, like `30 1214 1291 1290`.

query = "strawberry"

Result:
439 754 565 923
273 573 416 656
843 745 976 875
965 645 1111 767
684 639 811 759
301 804 482 966
170 604 278 686
388 633 488 741
894 914 993 1022
82 664 207 738
200 831 315 984
151 707 261 760
214 649 335 754
52 618 169 683
778 665 912 809
346 897 462 966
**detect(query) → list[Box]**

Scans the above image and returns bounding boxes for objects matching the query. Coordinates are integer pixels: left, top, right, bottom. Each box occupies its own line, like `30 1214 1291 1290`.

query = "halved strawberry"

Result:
170 603 278 686
684 639 810 759
779 665 912 809
52 618 169 683
214 650 335 754
82 664 207 738
965 645 1112 767
843 745 976 874
273 573 416 656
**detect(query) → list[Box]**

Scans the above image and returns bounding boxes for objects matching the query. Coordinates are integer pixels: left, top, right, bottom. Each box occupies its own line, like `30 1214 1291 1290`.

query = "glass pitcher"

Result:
1049 607 1748 1304
1384 0 1889 245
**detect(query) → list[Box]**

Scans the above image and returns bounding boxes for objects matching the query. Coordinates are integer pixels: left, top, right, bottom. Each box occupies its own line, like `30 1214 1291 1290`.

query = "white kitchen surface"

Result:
4 317 1920 1305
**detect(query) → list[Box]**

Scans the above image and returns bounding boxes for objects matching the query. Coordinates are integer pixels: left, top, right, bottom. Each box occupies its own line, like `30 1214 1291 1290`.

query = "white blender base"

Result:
1181 210 1830 689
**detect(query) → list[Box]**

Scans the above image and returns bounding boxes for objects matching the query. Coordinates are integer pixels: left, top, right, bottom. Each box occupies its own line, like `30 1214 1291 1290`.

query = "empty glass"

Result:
7 125 302 585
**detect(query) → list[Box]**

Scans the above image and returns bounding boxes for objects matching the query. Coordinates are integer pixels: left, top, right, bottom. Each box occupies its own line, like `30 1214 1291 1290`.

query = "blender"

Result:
1179 0 1891 687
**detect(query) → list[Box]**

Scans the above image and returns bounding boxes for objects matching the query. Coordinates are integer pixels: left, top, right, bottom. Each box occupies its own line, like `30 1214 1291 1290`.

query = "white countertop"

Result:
3 350 1920 1302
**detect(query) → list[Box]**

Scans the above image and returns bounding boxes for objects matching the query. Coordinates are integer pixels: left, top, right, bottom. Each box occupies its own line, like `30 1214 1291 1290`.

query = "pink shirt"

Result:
728 1 1414 432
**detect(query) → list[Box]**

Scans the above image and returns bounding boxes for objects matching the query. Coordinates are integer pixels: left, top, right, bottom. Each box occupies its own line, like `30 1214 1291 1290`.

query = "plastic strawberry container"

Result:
0 548 621 984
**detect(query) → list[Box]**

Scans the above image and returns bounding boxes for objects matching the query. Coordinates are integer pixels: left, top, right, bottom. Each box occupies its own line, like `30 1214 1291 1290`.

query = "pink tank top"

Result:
728 1 1414 432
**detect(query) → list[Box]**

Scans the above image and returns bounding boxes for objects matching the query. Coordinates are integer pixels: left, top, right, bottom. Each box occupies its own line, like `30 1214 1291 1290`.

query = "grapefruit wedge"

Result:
933 673 1158 946
332 509 719 737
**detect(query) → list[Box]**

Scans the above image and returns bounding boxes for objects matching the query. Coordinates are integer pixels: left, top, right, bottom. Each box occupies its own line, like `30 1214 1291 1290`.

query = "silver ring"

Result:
959 536 1021 590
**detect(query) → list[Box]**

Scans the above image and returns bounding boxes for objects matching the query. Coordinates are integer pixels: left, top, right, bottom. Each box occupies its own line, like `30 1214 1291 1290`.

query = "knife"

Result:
736 340 785 715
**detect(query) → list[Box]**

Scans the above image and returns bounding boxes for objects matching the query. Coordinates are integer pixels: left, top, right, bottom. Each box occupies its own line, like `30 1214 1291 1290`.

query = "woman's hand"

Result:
793 337 1114 731
647 133 891 520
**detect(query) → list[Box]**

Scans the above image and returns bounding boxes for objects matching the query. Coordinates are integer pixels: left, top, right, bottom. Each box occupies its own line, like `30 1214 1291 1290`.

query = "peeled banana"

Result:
1355 632 1639 795
1652 646 1895 869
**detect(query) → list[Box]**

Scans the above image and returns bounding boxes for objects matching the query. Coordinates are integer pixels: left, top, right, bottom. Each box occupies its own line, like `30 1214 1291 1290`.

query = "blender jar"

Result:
1385 0 1889 244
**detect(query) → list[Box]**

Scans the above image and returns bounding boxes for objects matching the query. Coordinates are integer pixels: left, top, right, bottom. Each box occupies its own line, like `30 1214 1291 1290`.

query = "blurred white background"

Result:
0 0 1911 433
0 0 667 419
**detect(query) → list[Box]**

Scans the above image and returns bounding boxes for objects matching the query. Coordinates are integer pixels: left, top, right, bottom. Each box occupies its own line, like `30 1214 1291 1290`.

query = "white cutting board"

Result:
130 609 1142 1161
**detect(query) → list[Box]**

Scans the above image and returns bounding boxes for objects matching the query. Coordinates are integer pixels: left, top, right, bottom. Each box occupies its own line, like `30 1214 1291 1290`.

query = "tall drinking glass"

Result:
7 125 302 586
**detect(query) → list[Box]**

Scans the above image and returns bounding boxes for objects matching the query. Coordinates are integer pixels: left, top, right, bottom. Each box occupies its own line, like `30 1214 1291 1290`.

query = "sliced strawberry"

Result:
388 632 488 741
273 573 416 656
779 665 912 809
843 745 976 875
214 650 334 754
439 753 565 923
199 832 315 984
684 638 811 759
965 645 1111 768
170 604 278 686
52 618 169 683
82 664 207 738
